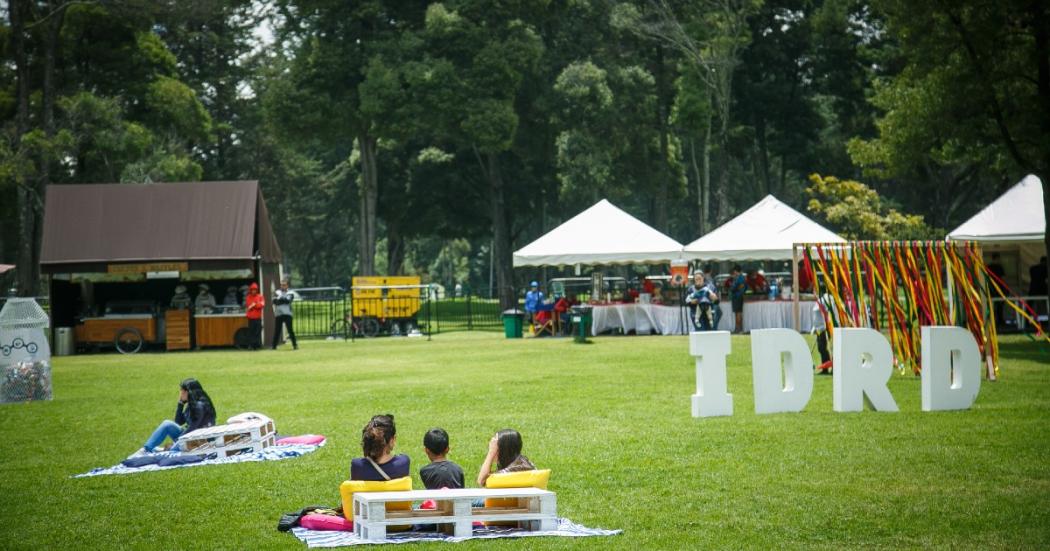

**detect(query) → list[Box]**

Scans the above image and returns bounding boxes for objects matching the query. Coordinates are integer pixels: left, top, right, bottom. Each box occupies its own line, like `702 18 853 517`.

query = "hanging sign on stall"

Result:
669 260 689 286
107 262 188 274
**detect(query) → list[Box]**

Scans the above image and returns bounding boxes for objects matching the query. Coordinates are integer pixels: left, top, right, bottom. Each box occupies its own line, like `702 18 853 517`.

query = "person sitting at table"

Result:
532 299 556 336
554 293 573 334
746 269 768 294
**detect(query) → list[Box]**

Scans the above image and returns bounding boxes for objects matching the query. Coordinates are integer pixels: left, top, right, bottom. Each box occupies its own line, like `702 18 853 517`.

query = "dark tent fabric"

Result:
40 181 281 271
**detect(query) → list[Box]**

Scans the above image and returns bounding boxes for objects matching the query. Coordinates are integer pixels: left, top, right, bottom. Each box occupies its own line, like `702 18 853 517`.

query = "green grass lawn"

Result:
1 333 1048 549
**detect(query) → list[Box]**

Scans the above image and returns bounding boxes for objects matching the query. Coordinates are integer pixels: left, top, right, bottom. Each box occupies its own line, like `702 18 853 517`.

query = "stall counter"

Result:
194 313 248 347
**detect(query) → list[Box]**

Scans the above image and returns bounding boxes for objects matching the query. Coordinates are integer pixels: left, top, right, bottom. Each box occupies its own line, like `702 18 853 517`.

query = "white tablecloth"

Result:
591 304 690 335
591 300 818 335
717 300 816 333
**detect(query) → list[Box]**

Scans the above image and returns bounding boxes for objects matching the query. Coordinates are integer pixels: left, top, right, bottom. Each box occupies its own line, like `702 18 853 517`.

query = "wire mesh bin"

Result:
0 298 52 403
2 360 52 403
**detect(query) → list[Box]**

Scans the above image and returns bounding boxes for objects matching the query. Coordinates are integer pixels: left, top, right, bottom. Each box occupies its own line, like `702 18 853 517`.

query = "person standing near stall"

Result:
524 281 544 324
730 265 747 334
271 279 298 350
245 282 265 350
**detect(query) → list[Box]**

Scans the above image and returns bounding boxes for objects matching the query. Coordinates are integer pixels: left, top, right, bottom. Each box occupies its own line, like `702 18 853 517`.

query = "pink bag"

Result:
300 513 353 531
275 434 326 445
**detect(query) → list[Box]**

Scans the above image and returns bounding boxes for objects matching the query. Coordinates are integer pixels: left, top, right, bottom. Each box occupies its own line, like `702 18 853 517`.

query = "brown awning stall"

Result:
41 181 283 351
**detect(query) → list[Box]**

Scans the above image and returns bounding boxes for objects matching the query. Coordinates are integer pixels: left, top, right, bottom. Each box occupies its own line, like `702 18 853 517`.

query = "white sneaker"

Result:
130 448 150 458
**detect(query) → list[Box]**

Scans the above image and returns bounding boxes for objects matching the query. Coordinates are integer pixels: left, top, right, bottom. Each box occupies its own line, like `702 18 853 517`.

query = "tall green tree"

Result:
268 0 428 276
2 1 210 295
415 1 546 308
860 0 1050 291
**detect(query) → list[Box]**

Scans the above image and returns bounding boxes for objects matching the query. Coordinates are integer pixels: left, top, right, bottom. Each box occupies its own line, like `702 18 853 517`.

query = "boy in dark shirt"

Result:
419 428 465 489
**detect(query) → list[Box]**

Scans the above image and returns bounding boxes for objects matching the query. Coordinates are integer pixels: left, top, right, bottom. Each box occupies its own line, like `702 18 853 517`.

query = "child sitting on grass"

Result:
420 428 465 489
477 428 535 487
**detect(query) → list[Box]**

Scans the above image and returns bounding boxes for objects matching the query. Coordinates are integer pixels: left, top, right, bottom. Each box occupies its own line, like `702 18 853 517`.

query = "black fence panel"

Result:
431 293 503 333
289 287 349 340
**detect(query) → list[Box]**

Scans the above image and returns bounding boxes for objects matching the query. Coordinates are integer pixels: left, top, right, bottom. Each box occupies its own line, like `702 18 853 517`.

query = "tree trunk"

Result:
652 45 669 232
486 152 515 310
386 218 405 275
690 137 705 235
357 133 379 276
702 114 712 234
11 0 33 296
756 116 771 196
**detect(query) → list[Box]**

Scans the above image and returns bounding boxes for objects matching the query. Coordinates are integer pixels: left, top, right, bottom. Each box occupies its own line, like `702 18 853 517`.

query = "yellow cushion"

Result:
485 469 551 490
339 476 412 527
483 469 551 519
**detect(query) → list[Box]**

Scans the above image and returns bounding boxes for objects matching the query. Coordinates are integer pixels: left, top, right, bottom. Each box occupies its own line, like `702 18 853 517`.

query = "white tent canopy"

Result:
949 174 1046 292
682 194 845 261
512 199 684 267
949 174 1045 243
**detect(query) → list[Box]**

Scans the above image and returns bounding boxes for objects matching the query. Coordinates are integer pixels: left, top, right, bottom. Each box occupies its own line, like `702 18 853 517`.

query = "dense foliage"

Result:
3 0 1047 303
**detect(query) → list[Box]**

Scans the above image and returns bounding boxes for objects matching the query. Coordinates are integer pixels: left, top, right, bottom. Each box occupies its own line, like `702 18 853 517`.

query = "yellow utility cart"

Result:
350 276 423 336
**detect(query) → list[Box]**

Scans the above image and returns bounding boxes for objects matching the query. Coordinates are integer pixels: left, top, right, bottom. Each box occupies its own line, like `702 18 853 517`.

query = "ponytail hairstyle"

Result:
179 378 216 421
495 428 523 470
361 414 397 461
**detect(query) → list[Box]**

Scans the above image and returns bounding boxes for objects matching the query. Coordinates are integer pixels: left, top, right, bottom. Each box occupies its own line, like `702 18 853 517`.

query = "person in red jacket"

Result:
245 282 265 350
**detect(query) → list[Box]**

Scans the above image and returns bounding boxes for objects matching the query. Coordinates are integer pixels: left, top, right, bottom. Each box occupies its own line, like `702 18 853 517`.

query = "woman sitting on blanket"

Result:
137 378 216 454
350 414 410 481
477 428 535 486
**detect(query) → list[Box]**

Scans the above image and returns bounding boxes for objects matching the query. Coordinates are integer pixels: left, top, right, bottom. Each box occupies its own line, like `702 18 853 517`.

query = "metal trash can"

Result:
570 305 593 343
54 327 75 356
502 309 524 339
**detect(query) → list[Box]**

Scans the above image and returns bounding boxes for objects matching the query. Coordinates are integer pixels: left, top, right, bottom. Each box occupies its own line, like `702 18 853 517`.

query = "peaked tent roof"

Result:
949 175 1045 242
40 181 282 272
512 199 684 267
683 195 845 261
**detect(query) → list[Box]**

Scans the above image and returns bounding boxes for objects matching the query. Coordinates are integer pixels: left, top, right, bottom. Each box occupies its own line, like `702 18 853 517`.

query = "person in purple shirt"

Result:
350 414 410 481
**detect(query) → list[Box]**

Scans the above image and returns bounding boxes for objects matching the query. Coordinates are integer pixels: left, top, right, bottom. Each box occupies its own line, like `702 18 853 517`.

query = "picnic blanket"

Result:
73 439 325 478
291 517 621 547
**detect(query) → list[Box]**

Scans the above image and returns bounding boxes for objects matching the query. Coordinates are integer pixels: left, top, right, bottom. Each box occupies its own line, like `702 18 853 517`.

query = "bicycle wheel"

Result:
114 327 144 354
358 317 380 338
330 319 351 340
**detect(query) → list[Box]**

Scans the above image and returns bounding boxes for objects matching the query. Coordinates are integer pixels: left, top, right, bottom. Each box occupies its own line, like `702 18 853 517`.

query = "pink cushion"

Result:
276 434 326 445
300 514 352 531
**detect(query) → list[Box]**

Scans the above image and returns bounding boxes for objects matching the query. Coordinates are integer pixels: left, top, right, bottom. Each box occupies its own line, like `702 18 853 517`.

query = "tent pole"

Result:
792 244 800 331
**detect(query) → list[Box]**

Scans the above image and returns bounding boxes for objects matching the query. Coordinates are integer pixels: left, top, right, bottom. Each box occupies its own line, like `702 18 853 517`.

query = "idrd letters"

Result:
689 326 981 417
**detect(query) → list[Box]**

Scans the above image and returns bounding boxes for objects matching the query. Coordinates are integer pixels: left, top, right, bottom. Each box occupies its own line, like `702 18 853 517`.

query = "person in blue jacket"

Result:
136 378 216 454
524 281 544 323
730 265 748 334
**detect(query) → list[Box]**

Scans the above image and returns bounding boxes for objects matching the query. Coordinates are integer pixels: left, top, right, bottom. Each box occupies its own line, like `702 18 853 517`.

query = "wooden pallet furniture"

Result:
164 310 191 350
352 487 557 541
177 416 276 457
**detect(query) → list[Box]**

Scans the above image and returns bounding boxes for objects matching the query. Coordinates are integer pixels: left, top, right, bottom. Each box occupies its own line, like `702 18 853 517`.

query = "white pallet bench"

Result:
177 417 276 458
352 487 557 541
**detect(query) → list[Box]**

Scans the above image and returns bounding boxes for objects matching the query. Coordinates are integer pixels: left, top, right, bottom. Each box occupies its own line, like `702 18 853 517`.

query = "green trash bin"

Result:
502 309 524 338
571 305 593 343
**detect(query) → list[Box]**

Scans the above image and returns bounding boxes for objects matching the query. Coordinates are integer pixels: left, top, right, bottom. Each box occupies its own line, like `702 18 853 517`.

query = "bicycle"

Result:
329 310 380 339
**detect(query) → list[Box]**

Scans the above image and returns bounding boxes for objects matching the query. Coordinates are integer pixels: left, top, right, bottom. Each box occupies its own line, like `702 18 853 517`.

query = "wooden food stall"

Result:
195 311 248 347
39 180 283 353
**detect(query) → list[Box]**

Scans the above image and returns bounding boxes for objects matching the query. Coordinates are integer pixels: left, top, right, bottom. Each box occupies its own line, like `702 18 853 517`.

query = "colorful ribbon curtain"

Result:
800 241 1047 378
